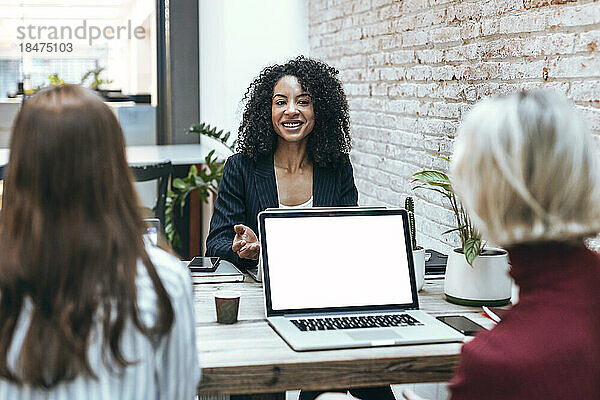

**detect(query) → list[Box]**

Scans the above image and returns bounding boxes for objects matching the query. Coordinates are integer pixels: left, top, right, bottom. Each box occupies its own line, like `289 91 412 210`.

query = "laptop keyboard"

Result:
290 314 423 331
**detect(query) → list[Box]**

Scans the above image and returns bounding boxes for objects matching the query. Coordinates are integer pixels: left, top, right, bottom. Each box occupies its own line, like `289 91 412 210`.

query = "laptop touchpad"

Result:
345 330 401 342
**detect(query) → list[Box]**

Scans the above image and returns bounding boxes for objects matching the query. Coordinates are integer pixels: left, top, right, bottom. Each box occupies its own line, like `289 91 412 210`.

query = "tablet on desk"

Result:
184 259 244 284
189 256 220 272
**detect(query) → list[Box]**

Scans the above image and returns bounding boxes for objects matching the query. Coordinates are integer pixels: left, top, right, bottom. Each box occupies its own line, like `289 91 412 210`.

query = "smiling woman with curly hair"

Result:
206 55 359 267
205 56 394 400
236 55 352 166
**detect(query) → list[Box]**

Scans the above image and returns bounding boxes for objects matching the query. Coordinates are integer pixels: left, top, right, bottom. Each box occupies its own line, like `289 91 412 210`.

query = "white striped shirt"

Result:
0 245 201 400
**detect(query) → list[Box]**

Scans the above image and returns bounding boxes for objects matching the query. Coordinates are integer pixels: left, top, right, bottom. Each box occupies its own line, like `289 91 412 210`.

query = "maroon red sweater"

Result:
448 242 600 400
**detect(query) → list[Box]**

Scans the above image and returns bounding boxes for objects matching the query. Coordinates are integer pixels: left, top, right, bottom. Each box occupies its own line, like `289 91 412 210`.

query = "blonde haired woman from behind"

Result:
0 84 200 399
445 89 600 400
322 89 600 400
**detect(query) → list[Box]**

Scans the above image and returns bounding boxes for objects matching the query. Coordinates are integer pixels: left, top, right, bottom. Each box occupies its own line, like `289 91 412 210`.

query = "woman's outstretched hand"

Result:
232 224 260 260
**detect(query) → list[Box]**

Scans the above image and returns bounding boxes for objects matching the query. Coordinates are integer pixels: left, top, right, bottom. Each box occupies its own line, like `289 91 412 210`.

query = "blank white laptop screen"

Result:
264 214 413 311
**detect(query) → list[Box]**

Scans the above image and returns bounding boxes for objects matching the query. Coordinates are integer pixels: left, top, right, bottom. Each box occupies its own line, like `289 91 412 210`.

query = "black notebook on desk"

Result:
183 260 245 284
425 249 447 278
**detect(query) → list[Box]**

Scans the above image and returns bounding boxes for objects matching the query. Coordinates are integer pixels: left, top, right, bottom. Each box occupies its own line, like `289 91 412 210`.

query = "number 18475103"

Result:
19 42 73 53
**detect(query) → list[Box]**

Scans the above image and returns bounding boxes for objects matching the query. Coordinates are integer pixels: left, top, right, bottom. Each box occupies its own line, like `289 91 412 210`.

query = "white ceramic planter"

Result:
412 247 425 291
444 247 511 306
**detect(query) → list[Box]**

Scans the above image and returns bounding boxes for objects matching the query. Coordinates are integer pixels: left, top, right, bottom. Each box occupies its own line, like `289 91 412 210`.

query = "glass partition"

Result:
0 0 157 147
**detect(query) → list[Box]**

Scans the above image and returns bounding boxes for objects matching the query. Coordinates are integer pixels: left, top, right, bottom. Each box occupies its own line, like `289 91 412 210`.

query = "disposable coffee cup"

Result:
214 290 240 324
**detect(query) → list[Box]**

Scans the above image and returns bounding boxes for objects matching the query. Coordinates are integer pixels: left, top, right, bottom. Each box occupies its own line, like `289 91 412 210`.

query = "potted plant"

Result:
165 123 235 251
80 67 113 91
412 157 511 306
405 196 425 291
48 73 64 87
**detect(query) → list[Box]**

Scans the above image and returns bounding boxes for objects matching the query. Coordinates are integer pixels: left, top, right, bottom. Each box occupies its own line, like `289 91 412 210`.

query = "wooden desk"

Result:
194 278 493 396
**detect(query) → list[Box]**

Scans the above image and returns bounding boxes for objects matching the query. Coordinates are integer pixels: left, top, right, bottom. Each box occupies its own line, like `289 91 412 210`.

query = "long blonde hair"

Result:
451 89 600 246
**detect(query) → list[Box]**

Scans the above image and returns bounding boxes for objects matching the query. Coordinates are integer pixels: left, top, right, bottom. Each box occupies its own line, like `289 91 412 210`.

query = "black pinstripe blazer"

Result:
205 153 359 269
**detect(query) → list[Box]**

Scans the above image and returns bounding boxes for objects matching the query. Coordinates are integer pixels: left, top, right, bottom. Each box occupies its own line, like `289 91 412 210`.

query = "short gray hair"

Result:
451 89 600 246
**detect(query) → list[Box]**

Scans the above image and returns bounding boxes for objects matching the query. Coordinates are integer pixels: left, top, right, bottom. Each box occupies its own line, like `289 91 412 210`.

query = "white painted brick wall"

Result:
308 0 600 254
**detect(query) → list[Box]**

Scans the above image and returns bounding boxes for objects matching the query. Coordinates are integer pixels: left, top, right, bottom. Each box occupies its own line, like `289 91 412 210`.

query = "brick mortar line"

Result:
350 107 600 120
352 155 423 167
308 0 598 28
353 151 452 162
347 96 472 104
352 152 457 161
351 100 600 110
311 15 600 35
351 131 438 143
352 158 455 168
353 163 442 175
352 153 456 165
349 97 469 104
343 76 600 86
352 132 453 141
352 115 460 124
347 7 600 38
351 127 442 138
348 96 520 105
309 0 598 27
349 97 600 105
334 51 600 69
342 85 600 101
310 24 600 53
340 69 600 79
352 106 463 113
308 0 456 28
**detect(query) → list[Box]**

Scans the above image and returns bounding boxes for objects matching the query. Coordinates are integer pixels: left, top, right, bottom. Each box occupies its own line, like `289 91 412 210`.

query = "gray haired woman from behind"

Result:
404 90 600 400
320 90 600 400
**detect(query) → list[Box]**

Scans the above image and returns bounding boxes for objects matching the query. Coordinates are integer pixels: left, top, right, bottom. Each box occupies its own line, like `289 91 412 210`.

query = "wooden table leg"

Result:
189 185 201 257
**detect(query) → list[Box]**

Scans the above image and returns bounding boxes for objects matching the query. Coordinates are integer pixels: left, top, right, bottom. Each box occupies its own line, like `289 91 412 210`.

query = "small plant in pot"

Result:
405 197 425 291
412 158 511 306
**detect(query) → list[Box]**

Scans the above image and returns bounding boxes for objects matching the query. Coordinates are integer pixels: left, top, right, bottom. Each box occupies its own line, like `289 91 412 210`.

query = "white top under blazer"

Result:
0 245 201 400
278 196 314 209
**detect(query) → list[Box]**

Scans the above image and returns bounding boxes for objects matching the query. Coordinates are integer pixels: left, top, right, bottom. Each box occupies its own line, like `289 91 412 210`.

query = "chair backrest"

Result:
130 161 172 230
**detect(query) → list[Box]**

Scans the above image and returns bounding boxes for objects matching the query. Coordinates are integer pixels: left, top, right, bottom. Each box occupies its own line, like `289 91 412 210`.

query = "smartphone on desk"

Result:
188 256 220 273
436 315 485 336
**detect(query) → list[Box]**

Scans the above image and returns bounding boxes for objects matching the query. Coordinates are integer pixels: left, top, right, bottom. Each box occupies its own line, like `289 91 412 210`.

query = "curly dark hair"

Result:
236 55 351 167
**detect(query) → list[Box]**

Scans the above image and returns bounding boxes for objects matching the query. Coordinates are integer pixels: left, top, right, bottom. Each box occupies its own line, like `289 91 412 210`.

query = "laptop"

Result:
257 208 464 351
248 207 387 282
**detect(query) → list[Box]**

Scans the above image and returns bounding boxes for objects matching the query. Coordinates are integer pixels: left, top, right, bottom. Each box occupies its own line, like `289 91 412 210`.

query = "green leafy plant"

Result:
80 67 113 90
188 122 238 149
411 156 484 266
48 73 64 86
165 123 236 249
